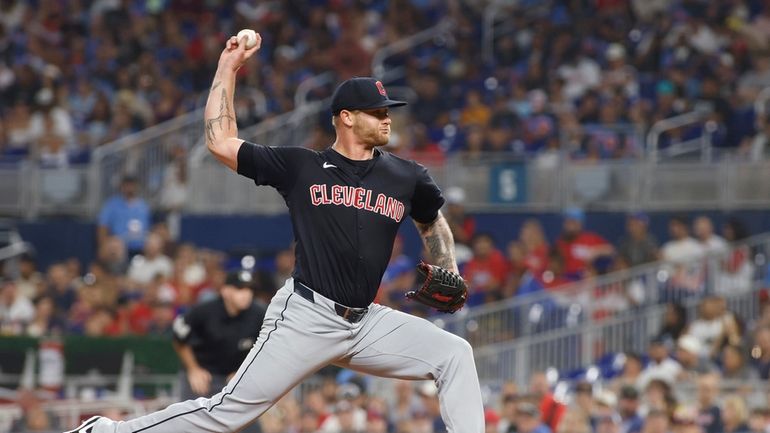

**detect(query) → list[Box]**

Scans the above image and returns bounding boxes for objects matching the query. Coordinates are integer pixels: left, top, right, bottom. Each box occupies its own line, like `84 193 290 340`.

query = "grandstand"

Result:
2 0 770 432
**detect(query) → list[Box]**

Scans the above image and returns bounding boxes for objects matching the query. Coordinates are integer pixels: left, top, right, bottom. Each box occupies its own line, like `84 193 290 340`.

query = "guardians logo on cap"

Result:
330 77 407 115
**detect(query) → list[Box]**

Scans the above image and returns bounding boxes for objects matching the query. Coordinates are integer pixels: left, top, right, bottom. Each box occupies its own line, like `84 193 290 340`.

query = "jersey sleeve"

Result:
236 141 306 194
410 162 445 224
172 308 200 344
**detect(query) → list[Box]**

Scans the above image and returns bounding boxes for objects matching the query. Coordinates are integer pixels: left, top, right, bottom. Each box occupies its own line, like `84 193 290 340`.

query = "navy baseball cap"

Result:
330 77 407 115
224 270 254 290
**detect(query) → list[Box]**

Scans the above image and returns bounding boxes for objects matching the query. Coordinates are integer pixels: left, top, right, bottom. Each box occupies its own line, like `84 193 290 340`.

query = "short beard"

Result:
353 122 388 147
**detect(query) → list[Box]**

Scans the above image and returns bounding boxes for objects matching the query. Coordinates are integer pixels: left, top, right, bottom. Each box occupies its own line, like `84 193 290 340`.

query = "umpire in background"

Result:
172 269 266 402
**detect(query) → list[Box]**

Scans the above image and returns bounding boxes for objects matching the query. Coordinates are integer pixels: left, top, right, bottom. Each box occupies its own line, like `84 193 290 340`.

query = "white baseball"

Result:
237 29 258 49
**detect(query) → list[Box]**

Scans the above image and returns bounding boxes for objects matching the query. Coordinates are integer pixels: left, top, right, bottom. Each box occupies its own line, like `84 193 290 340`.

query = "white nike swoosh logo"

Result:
323 162 337 169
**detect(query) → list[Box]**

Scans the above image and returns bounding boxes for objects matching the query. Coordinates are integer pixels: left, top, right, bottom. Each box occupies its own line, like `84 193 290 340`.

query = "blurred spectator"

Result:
30 87 76 167
672 404 701 433
320 382 368 432
719 344 759 381
747 408 769 433
498 381 521 433
695 373 723 433
556 208 614 279
618 386 644 433
0 278 34 334
721 395 750 433
15 253 43 300
519 219 550 276
716 218 754 296
662 216 704 264
460 90 492 128
463 233 509 305
158 145 189 240
97 235 129 276
693 216 728 256
273 247 296 291
637 337 682 389
503 241 527 297
556 405 592 433
97 174 151 255
609 353 644 394
444 186 476 248
617 212 659 267
530 371 565 432
146 299 175 337
25 294 64 337
601 43 639 99
750 326 770 379
10 389 58 432
675 334 718 380
127 232 173 285
640 409 671 433
403 123 445 166
388 380 424 427
4 101 35 158
641 380 676 419
688 297 728 359
557 44 601 101
515 402 553 433
44 262 77 318
414 381 445 433
661 216 705 296
486 408 502 433
656 303 688 350
299 408 320 433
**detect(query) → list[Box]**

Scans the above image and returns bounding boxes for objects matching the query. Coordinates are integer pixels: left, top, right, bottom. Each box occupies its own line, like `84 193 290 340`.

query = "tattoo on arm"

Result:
210 81 221 92
205 88 235 146
416 213 458 272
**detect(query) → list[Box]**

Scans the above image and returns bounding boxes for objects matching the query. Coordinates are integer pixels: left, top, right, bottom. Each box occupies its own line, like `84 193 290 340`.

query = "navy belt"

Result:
293 280 368 324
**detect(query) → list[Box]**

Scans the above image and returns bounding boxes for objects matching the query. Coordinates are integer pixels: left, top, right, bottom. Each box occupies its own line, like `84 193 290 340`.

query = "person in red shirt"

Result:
463 233 509 305
520 219 550 276
529 371 566 432
556 208 614 279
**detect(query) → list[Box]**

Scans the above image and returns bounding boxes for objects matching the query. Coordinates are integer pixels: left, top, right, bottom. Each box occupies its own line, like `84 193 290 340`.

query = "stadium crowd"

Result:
3 1 770 166
4 0 770 431
1 181 767 430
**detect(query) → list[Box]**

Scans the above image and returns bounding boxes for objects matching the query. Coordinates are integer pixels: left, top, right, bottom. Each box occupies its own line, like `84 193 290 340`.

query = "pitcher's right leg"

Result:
87 281 349 433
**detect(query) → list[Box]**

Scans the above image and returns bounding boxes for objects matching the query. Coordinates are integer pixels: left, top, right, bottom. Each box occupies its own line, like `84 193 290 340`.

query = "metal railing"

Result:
433 233 770 385
647 110 714 163
181 153 770 214
89 109 205 216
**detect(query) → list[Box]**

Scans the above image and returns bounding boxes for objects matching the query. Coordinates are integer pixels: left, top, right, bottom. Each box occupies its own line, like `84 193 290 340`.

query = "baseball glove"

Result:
406 262 468 313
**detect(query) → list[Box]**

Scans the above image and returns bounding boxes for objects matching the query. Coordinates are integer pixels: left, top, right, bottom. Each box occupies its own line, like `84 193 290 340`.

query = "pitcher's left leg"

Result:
340 305 484 433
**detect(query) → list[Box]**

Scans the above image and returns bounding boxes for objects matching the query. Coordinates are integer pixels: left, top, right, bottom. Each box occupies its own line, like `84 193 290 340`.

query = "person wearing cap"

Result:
555 207 614 279
319 382 367 432
617 212 660 267
171 271 266 406
515 402 552 433
675 334 717 380
97 173 151 256
67 30 484 433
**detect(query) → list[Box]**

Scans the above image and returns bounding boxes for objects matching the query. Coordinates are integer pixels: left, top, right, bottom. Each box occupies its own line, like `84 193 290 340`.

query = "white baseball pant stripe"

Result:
91 278 484 433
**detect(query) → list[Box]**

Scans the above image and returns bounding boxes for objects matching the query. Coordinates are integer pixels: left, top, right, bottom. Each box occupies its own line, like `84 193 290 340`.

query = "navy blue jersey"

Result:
237 142 444 307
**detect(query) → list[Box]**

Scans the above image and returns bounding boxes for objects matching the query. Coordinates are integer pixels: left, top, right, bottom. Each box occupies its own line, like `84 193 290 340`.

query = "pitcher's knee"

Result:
447 334 474 362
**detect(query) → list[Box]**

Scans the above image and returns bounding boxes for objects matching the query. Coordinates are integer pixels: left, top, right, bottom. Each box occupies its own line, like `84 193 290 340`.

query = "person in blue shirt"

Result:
97 175 150 255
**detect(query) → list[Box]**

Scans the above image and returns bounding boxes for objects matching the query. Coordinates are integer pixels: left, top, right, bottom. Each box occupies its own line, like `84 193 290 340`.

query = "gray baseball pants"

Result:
91 278 484 432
